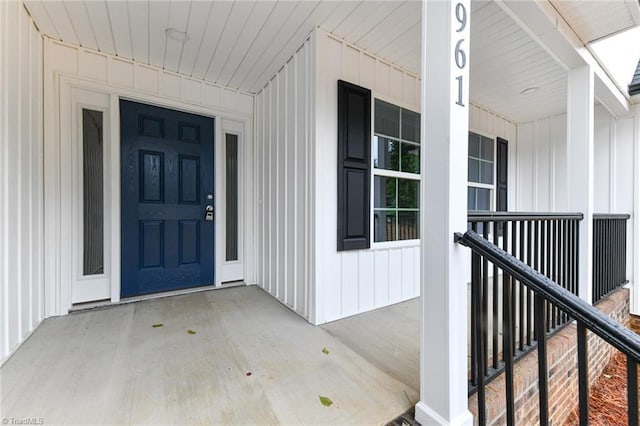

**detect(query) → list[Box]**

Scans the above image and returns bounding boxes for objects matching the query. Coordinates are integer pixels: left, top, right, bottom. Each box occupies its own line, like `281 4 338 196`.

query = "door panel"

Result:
120 100 214 297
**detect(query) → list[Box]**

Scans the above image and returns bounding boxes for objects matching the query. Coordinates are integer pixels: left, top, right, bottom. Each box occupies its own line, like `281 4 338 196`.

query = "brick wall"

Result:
631 314 640 334
468 288 629 425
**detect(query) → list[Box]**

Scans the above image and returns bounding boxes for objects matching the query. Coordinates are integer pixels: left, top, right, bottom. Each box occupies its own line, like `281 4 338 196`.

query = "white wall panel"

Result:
1 2 44 364
594 105 612 213
254 36 315 321
315 29 421 324
515 114 566 212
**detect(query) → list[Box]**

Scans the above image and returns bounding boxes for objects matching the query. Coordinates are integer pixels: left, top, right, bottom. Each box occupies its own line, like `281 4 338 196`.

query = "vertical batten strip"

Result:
0 0 8 359
1 3 45 363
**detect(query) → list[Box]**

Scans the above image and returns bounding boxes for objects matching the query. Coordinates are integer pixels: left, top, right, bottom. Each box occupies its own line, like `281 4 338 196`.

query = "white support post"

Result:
415 0 473 424
566 66 594 304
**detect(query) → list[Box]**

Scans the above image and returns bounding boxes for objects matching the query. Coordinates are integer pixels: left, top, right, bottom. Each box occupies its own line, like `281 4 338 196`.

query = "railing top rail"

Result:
468 211 584 222
455 229 640 363
593 213 631 220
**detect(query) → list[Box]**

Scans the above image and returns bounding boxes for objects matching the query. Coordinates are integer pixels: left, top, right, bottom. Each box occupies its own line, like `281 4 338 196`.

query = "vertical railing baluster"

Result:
526 220 533 347
519 220 525 352
535 293 549 426
593 219 597 301
493 221 499 370
476 249 487 425
470 222 479 389
577 322 589 425
546 220 552 332
575 219 580 298
562 219 568 323
534 220 540 339
552 220 558 328
628 355 638 426
511 220 517 354
482 221 489 377
503 263 515 426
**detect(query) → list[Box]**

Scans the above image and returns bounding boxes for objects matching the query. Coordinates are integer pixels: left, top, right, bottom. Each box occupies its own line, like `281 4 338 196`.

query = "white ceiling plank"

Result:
148 1 171 70
189 1 234 80
224 1 300 88
551 0 637 43
23 1 60 40
177 1 214 77
245 1 337 92
105 1 133 59
59 1 98 51
375 22 420 65
127 1 149 64
42 1 79 45
83 1 116 56
204 1 256 84
163 1 192 73
355 1 419 51
216 1 278 88
320 0 361 33
340 1 404 43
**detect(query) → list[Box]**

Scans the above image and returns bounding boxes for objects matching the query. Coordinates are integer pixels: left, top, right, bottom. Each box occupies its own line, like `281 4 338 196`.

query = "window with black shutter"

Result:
337 80 371 251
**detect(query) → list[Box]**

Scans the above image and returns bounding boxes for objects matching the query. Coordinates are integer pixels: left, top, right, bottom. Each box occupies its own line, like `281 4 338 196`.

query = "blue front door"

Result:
120 100 215 297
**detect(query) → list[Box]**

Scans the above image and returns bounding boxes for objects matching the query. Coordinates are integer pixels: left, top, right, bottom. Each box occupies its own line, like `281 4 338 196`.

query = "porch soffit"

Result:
22 0 632 123
549 0 640 45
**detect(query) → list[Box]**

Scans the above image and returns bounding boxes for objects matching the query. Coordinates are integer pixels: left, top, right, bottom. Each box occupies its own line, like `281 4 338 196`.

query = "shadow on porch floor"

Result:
1 286 418 425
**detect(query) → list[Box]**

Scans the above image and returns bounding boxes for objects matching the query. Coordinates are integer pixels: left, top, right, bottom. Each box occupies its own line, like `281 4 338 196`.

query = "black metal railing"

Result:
593 214 630 304
457 229 640 426
467 212 583 394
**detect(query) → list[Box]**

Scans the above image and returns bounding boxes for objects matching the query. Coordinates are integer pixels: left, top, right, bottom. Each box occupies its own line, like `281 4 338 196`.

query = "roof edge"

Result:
629 58 640 96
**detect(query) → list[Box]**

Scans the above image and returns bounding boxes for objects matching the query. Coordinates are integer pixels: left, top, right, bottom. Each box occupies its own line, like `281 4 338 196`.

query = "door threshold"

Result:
70 282 246 312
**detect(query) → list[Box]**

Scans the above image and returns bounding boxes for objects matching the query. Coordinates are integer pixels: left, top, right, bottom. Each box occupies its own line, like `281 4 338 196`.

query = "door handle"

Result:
204 205 214 221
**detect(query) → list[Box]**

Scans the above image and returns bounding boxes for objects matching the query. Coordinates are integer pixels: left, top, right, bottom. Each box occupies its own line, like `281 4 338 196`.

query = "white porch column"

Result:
415 0 473 424
566 66 595 303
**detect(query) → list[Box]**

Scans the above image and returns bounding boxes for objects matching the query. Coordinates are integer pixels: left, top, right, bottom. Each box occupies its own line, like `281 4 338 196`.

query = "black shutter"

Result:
337 80 371 251
496 137 508 212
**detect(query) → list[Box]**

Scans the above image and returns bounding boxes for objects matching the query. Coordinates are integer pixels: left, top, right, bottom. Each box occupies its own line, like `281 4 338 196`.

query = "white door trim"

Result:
217 119 245 283
52 74 252 313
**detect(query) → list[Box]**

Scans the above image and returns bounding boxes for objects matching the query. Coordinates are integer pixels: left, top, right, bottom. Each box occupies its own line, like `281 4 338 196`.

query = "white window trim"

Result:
371 98 421 246
468 129 498 211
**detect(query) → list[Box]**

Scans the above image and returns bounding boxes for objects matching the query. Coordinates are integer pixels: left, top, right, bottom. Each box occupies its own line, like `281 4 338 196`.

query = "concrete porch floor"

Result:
1 286 419 425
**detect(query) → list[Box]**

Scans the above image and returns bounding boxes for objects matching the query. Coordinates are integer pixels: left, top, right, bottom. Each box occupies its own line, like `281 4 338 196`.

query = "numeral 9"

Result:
456 2 467 32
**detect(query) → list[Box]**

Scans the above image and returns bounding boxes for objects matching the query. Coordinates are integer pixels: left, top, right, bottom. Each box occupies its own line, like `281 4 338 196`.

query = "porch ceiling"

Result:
23 1 633 123
550 0 640 44
23 0 422 94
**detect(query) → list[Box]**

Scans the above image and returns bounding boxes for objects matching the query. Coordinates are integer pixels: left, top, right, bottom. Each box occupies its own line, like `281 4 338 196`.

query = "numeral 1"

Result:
456 75 464 107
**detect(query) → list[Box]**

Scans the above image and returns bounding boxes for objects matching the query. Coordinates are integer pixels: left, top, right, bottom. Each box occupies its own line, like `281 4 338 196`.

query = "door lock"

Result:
205 205 214 222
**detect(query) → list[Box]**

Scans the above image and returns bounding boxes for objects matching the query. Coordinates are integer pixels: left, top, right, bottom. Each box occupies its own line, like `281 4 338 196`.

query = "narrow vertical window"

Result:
83 109 104 275
467 131 494 211
373 99 420 242
225 133 239 261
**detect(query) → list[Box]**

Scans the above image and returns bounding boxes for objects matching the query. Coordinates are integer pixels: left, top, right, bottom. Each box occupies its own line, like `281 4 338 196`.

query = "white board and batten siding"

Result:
590 106 637 313
254 35 316 322
516 105 639 312
515 106 634 214
315 30 421 324
42 38 255 317
469 103 519 211
0 2 44 364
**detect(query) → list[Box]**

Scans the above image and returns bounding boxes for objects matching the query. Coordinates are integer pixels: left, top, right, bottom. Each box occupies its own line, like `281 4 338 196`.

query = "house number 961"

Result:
455 2 467 107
